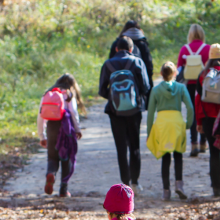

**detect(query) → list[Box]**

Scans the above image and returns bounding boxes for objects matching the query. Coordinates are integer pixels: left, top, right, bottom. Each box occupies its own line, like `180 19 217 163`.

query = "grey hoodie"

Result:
122 28 145 40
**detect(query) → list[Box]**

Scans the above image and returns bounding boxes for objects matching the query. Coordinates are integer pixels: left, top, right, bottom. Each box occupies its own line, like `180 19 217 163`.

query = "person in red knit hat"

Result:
103 184 135 220
195 43 220 196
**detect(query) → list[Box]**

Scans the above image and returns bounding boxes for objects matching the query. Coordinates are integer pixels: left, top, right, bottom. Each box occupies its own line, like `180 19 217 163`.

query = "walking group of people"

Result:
36 20 220 220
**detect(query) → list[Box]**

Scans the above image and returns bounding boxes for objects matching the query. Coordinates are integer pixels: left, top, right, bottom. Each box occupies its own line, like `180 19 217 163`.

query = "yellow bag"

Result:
146 111 186 159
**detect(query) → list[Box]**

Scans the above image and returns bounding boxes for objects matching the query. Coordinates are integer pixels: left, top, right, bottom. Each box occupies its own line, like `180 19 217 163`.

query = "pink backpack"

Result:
40 88 65 120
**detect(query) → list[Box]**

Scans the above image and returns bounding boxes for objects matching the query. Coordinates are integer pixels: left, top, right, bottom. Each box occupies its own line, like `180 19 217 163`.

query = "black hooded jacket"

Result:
109 28 153 80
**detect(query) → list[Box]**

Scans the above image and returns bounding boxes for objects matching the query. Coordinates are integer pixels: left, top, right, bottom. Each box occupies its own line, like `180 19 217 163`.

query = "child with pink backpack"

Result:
37 73 86 197
103 184 135 220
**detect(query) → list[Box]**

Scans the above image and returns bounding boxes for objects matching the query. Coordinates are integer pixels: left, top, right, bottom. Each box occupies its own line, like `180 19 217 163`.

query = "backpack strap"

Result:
195 43 206 55
124 57 135 70
185 43 206 55
106 60 116 72
185 44 194 55
201 102 208 118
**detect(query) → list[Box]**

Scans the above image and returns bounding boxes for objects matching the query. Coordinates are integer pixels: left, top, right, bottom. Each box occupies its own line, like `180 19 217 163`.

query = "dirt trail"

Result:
1 78 217 219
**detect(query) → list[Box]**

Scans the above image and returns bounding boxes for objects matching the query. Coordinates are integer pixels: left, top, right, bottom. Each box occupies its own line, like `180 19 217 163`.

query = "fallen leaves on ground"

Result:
0 193 220 219
0 137 40 188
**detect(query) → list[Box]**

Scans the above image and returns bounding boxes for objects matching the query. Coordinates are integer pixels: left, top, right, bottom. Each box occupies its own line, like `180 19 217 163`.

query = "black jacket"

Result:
99 50 150 114
109 38 153 79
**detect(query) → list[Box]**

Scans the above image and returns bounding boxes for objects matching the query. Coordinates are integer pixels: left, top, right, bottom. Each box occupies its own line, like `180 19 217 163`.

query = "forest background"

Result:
0 0 220 154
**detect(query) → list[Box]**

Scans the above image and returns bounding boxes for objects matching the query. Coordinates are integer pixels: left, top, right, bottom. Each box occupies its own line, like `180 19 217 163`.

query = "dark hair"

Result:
46 73 86 114
202 58 220 77
46 73 74 101
119 20 141 37
117 36 133 51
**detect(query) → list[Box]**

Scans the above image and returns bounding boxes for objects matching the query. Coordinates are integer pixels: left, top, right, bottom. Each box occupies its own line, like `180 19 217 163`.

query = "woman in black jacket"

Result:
109 20 154 97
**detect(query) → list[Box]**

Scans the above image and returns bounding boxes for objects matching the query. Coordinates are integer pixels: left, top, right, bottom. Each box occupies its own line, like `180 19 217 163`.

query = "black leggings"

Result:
202 117 220 188
46 121 72 184
162 152 183 190
109 112 142 185
187 84 206 144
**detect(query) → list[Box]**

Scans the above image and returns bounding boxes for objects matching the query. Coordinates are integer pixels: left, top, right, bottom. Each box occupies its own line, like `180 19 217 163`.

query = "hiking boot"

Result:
162 189 171 201
59 191 71 197
190 144 199 157
200 142 208 153
44 173 55 195
213 188 220 197
131 184 143 196
175 181 187 199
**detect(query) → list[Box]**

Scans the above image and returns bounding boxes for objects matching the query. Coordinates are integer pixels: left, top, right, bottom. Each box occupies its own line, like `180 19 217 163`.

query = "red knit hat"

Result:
103 184 134 214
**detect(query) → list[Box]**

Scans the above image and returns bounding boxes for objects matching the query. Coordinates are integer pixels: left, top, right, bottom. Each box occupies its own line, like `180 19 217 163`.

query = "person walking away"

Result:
195 43 220 196
147 61 193 200
177 24 210 156
103 184 135 220
37 73 86 197
109 20 153 109
99 36 150 195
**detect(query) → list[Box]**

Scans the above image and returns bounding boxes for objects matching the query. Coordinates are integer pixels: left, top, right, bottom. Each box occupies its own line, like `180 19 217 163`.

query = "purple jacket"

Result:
55 109 78 183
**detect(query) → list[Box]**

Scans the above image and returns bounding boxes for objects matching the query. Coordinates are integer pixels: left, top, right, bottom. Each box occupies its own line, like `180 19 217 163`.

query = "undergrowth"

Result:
0 0 220 151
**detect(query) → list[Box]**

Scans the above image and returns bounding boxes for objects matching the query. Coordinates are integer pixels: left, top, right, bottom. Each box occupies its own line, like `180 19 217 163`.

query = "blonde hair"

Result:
187 24 205 43
161 61 177 82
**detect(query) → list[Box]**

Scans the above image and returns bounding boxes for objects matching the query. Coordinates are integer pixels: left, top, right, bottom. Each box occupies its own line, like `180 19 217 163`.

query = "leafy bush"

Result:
0 0 220 146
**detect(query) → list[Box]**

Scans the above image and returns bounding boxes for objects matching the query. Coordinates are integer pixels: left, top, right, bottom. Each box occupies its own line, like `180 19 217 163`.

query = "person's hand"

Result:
76 132 82 140
197 125 204 133
40 139 47 148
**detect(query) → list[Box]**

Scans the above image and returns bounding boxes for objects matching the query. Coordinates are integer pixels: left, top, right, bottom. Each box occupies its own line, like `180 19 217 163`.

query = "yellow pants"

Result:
147 110 186 159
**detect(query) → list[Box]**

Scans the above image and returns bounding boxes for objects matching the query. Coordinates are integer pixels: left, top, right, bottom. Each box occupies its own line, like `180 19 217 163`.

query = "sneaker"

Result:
59 183 71 197
44 173 55 195
175 181 187 200
213 188 220 197
131 184 143 196
59 191 71 197
200 142 208 153
162 189 171 201
190 144 199 157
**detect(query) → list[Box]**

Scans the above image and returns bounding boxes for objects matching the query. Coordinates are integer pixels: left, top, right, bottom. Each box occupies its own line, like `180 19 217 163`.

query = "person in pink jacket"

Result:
177 24 210 157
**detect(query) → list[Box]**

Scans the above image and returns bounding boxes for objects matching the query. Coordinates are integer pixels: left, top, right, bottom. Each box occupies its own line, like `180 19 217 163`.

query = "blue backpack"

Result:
106 58 139 116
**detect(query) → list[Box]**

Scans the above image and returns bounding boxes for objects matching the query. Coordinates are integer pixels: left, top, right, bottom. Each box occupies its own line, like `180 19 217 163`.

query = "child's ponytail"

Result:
71 79 86 115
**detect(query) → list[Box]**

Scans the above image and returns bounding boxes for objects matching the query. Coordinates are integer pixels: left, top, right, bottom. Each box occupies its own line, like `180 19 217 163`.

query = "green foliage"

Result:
0 0 220 149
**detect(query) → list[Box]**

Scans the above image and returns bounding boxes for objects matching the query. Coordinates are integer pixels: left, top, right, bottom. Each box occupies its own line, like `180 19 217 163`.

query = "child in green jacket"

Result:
147 61 193 200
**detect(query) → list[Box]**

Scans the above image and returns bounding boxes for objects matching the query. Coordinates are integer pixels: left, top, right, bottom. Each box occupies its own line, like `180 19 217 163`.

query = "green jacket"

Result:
147 81 194 136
